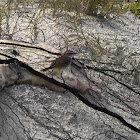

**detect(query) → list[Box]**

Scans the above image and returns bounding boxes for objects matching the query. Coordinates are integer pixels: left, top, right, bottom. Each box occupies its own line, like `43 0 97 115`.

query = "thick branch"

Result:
0 56 140 134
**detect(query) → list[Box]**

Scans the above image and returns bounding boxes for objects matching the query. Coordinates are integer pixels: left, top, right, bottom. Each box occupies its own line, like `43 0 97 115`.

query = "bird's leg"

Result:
69 61 73 74
61 71 65 83
51 70 54 78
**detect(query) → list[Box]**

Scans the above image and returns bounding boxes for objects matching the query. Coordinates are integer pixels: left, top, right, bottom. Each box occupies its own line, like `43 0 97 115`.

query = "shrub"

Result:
45 0 128 18
129 2 140 18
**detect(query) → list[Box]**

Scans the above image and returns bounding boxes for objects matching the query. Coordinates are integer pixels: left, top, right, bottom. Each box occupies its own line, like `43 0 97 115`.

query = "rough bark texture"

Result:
0 1 140 140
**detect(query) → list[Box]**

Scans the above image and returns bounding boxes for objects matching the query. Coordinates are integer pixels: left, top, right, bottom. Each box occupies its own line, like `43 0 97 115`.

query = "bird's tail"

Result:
41 67 51 71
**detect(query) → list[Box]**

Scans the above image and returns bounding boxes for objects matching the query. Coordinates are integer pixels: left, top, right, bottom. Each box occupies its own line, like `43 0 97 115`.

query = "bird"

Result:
41 50 76 72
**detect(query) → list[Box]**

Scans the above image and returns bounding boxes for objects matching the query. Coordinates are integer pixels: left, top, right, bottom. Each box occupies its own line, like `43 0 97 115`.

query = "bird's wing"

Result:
41 60 56 71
